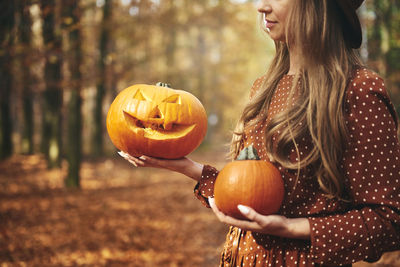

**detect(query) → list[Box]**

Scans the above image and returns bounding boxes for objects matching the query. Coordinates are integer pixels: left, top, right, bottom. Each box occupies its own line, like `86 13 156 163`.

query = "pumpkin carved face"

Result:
106 83 207 159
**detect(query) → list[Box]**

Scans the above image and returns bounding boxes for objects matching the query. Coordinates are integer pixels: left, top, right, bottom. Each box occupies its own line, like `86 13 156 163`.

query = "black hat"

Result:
335 0 365 48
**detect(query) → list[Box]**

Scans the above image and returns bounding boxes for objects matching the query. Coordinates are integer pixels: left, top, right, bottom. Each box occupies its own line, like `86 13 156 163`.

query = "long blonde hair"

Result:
230 0 363 198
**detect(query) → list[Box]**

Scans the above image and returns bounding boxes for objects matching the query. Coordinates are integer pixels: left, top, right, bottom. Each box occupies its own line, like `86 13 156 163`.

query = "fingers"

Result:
118 151 144 167
138 155 162 167
208 198 261 231
209 198 255 224
209 197 237 223
208 197 219 214
237 205 261 223
208 198 230 222
210 198 290 236
117 151 165 168
208 198 268 232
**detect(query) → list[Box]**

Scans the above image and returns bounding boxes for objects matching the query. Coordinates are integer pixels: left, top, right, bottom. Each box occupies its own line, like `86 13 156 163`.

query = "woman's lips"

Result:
265 20 277 29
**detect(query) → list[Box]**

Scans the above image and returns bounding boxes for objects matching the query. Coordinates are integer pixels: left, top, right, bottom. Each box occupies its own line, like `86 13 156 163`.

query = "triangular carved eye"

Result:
133 89 150 101
162 94 181 104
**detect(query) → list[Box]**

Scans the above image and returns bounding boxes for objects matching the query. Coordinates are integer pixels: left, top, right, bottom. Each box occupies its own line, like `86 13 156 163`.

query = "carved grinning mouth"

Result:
123 110 168 131
122 89 195 140
123 111 195 140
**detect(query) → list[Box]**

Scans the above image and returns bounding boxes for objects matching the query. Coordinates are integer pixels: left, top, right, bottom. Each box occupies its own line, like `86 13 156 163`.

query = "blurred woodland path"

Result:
1 150 399 267
0 150 229 267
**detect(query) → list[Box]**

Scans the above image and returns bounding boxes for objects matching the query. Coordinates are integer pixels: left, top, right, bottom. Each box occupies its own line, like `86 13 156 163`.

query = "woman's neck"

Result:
288 46 301 75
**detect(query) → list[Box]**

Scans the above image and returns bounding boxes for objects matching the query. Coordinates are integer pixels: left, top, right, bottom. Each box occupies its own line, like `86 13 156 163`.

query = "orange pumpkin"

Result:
106 83 207 159
214 146 284 220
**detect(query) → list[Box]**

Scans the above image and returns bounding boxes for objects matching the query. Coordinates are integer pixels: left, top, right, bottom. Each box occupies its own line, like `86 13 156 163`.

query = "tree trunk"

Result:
92 0 112 156
0 1 15 159
18 0 34 155
63 0 82 188
40 0 63 168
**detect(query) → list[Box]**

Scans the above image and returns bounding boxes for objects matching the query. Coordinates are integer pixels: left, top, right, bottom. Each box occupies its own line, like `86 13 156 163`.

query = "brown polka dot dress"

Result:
194 68 400 266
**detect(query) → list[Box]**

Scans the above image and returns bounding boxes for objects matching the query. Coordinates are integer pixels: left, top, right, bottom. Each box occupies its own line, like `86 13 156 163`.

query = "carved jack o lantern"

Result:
106 83 207 159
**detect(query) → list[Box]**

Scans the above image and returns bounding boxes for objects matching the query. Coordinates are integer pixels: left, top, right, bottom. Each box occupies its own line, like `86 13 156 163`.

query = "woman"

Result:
119 0 400 266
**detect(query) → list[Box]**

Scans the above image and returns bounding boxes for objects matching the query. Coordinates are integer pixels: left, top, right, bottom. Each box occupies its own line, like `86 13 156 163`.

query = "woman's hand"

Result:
208 198 310 240
117 151 204 181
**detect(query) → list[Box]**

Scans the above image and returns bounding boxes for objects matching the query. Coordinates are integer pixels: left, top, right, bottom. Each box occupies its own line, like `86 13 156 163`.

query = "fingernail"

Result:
117 151 125 157
129 160 138 167
139 156 146 161
237 205 250 215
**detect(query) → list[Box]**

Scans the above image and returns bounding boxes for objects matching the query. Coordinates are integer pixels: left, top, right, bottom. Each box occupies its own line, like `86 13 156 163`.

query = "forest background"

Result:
1 0 399 266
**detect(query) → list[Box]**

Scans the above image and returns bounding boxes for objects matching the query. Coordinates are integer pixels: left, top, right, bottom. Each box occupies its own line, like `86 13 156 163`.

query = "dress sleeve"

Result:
194 165 219 208
308 70 400 265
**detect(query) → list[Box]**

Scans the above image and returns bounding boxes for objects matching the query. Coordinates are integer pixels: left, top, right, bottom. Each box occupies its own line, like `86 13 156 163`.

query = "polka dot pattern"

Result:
194 68 400 266
194 165 218 206
309 68 400 265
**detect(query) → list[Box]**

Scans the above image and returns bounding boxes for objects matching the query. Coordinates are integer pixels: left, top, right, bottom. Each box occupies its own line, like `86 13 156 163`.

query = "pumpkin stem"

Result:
156 82 172 88
236 145 260 160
